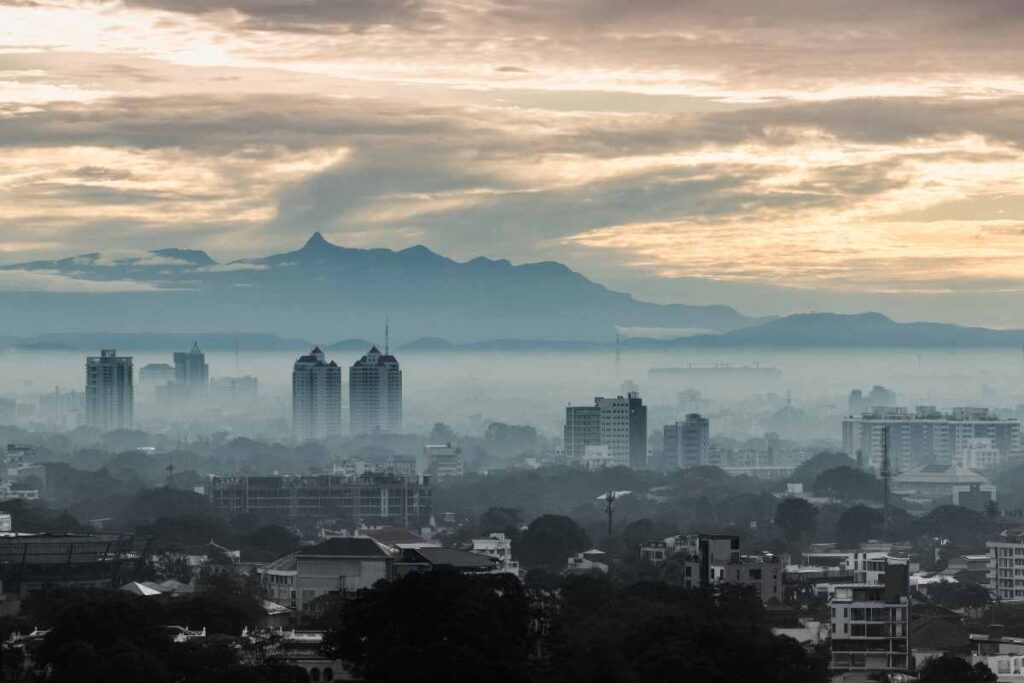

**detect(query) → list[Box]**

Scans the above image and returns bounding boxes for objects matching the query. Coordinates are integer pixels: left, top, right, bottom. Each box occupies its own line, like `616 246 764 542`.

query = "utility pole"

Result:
881 426 892 529
605 490 617 542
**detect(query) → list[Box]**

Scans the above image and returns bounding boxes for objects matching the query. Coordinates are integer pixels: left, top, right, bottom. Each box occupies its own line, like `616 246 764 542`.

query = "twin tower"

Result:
292 345 402 441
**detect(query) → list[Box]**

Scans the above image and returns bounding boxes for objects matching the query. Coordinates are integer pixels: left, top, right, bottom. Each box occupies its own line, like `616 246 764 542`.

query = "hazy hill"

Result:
671 312 1024 347
0 232 758 342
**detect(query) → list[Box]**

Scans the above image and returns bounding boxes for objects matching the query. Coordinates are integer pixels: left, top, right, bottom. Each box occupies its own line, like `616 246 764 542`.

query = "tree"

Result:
518 514 591 568
926 581 991 610
429 423 456 443
775 498 819 548
323 569 530 682
543 577 827 682
790 451 856 485
813 466 881 502
835 505 884 548
918 654 996 683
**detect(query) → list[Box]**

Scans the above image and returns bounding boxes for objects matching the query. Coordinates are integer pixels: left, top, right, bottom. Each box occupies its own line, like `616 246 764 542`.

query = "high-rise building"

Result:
292 347 342 441
85 349 133 431
563 392 647 468
173 342 209 393
663 413 711 469
349 346 402 435
211 376 259 405
843 406 1021 472
139 363 175 388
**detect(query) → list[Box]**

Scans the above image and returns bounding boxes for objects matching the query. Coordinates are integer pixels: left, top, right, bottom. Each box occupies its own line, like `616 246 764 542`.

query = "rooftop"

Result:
298 538 390 558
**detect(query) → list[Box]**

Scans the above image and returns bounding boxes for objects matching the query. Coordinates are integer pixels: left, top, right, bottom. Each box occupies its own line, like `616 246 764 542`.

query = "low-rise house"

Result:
393 547 499 577
565 549 608 575
970 628 1024 681
470 533 521 576
258 538 391 613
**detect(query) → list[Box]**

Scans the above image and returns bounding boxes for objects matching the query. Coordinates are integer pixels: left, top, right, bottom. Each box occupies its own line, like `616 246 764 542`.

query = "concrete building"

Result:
209 472 432 525
37 388 84 431
843 406 1021 472
173 342 209 393
563 392 647 468
663 413 710 469
0 399 14 426
580 444 614 470
210 376 259 405
957 437 1001 472
829 563 911 675
292 347 342 441
85 349 133 431
987 530 1024 602
565 549 609 575
471 533 520 576
349 346 402 435
139 363 175 388
259 538 391 612
891 464 995 505
425 444 463 479
639 533 783 602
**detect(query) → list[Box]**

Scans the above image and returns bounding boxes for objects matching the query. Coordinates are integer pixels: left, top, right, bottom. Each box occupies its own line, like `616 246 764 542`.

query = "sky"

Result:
3 0 1024 326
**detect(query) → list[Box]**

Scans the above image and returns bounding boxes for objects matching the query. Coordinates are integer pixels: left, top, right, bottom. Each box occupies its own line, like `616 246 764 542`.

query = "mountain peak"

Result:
302 231 333 251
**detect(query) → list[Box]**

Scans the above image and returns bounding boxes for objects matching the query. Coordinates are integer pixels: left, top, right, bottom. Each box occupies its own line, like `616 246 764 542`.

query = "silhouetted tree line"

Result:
323 569 829 683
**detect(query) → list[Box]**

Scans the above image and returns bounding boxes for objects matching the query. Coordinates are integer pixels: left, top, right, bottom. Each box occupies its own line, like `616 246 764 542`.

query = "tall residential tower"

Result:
173 341 209 393
85 349 134 431
292 347 342 441
349 345 402 435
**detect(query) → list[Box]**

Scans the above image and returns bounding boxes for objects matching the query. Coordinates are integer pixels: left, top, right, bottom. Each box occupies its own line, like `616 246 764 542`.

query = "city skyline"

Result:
3 1 1024 326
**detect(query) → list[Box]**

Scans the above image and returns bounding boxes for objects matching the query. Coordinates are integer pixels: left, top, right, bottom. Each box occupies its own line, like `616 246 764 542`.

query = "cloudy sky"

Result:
3 0 1024 326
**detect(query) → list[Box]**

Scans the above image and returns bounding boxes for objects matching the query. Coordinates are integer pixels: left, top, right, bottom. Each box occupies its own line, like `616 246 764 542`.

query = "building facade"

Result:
563 392 647 468
663 413 710 469
209 472 432 525
349 346 402 435
425 444 464 479
292 347 342 441
842 406 1021 472
987 530 1024 602
829 563 911 674
85 349 133 431
173 341 209 393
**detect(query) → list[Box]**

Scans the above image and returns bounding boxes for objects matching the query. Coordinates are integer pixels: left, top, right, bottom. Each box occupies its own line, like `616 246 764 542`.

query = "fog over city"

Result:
5 0 1024 681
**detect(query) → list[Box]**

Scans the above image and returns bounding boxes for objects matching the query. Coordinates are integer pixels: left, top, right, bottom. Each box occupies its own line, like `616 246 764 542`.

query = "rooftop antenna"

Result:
385 316 390 355
605 490 617 543
881 426 892 529
615 333 621 370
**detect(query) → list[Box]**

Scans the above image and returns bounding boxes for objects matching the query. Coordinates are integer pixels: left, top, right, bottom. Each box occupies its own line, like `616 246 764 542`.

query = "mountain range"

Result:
3 234 1024 349
0 233 759 342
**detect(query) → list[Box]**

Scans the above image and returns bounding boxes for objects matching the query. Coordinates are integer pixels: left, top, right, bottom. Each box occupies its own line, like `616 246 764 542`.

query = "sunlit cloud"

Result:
4 0 1024 322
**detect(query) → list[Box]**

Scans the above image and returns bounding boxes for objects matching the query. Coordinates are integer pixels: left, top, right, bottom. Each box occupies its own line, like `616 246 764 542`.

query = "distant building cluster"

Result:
842 405 1022 473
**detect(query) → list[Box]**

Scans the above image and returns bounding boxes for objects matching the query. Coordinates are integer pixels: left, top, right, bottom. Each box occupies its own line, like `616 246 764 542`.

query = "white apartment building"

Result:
85 349 133 431
563 392 646 468
843 406 1020 473
349 346 402 435
988 530 1024 602
471 533 520 577
957 437 1002 472
292 347 342 441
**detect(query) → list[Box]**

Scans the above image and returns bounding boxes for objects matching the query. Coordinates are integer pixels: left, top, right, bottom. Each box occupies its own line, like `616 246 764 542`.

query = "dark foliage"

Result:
322 569 531 682
540 577 828 682
518 514 591 569
918 654 996 683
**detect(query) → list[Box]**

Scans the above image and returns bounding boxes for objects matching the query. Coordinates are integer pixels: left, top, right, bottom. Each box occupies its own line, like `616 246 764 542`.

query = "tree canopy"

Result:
518 514 591 568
